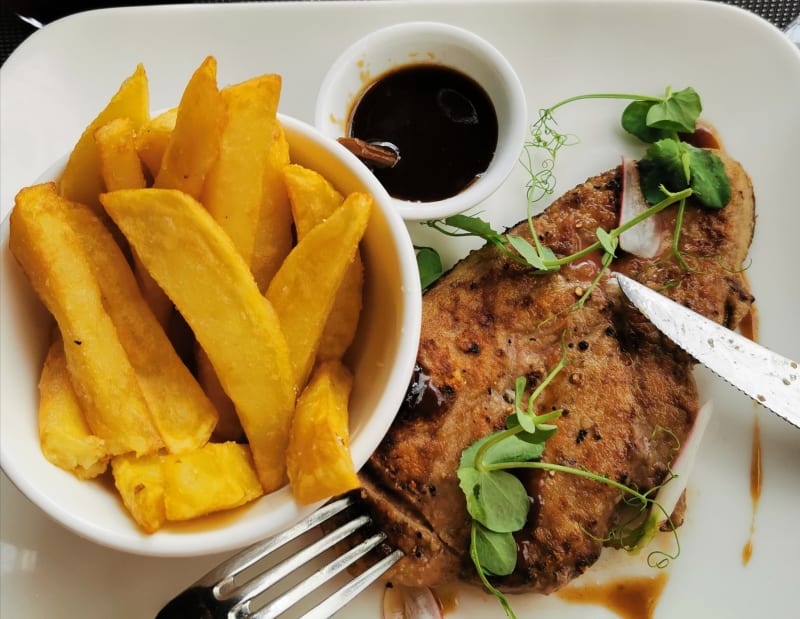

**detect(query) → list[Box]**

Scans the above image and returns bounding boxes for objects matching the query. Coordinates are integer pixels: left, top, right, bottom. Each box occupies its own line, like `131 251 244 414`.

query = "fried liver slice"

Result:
355 152 755 593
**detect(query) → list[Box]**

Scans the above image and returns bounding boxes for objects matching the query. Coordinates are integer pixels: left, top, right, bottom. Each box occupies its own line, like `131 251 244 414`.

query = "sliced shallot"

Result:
619 156 663 259
655 400 714 525
634 400 714 551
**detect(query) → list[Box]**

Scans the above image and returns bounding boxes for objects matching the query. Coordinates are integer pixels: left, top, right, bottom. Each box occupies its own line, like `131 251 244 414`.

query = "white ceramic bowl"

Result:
315 21 528 222
0 114 422 557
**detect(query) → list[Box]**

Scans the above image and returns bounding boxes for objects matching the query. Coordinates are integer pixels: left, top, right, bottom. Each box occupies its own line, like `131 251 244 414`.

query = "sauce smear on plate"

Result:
558 573 669 619
739 304 762 566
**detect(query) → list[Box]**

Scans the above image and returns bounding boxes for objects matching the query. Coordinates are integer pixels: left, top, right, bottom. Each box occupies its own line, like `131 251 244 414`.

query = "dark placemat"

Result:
721 0 800 29
2 1 799 66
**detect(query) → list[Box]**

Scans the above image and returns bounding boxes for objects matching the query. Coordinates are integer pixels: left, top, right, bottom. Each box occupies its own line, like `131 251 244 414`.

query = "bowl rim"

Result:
314 20 528 222
0 113 422 557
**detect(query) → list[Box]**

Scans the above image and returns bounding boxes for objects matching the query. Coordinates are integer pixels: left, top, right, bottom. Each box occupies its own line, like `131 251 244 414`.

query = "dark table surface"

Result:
2 0 799 67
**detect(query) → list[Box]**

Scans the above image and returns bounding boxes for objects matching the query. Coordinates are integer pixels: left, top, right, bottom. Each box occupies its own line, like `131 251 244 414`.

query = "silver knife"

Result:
615 273 800 429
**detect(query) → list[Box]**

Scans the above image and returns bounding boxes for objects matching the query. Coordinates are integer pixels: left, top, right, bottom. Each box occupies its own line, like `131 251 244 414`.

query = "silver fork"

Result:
155 495 402 619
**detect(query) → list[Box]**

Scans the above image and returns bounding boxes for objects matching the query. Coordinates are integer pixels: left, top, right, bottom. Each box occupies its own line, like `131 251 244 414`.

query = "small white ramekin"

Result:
315 21 528 222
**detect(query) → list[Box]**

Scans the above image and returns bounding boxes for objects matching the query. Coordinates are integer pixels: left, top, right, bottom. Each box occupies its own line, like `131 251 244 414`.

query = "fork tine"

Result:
195 496 355 593
300 549 404 619
228 514 372 609
249 530 398 619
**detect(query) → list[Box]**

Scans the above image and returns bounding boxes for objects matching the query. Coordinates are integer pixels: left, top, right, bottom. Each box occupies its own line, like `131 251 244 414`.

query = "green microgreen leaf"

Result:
415 246 443 290
507 415 559 445
537 244 558 266
509 408 538 434
645 87 702 134
595 227 618 257
685 145 731 208
457 466 529 532
621 100 668 143
473 523 517 576
638 139 692 204
443 213 503 243
469 525 518 619
506 235 550 271
462 430 547 467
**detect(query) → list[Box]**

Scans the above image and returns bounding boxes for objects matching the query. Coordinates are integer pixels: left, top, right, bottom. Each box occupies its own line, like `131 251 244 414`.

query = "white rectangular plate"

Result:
2 1 799 617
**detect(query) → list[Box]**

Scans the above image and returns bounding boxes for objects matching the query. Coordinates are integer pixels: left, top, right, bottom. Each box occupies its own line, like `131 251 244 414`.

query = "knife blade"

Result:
615 273 800 429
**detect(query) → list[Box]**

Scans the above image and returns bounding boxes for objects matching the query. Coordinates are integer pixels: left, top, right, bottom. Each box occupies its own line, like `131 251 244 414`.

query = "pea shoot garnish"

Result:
416 86 732 291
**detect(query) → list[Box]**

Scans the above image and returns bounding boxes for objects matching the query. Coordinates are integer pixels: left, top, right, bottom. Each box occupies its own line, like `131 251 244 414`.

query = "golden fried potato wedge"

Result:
134 107 177 179
282 164 364 360
287 360 360 504
282 163 344 239
195 345 244 443
112 453 166 534
154 56 224 199
317 260 364 361
59 64 149 212
101 187 296 491
64 203 218 454
250 122 293 292
10 183 162 456
202 74 281 263
95 116 172 326
195 75 282 432
39 335 109 479
266 191 371 390
162 442 263 521
95 117 147 191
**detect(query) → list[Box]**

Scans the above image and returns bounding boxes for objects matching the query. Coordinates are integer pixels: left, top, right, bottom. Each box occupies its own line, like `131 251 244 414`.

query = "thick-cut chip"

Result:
134 107 177 179
9 183 162 456
95 117 147 191
283 163 344 239
287 360 360 504
317 260 364 361
59 64 149 212
39 335 108 479
251 122 293 292
112 443 262 532
154 56 224 199
101 187 296 491
112 453 166 534
282 164 364 360
162 442 263 521
266 192 372 390
64 203 218 454
95 116 172 326
196 346 244 443
202 74 281 263
195 74 282 432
